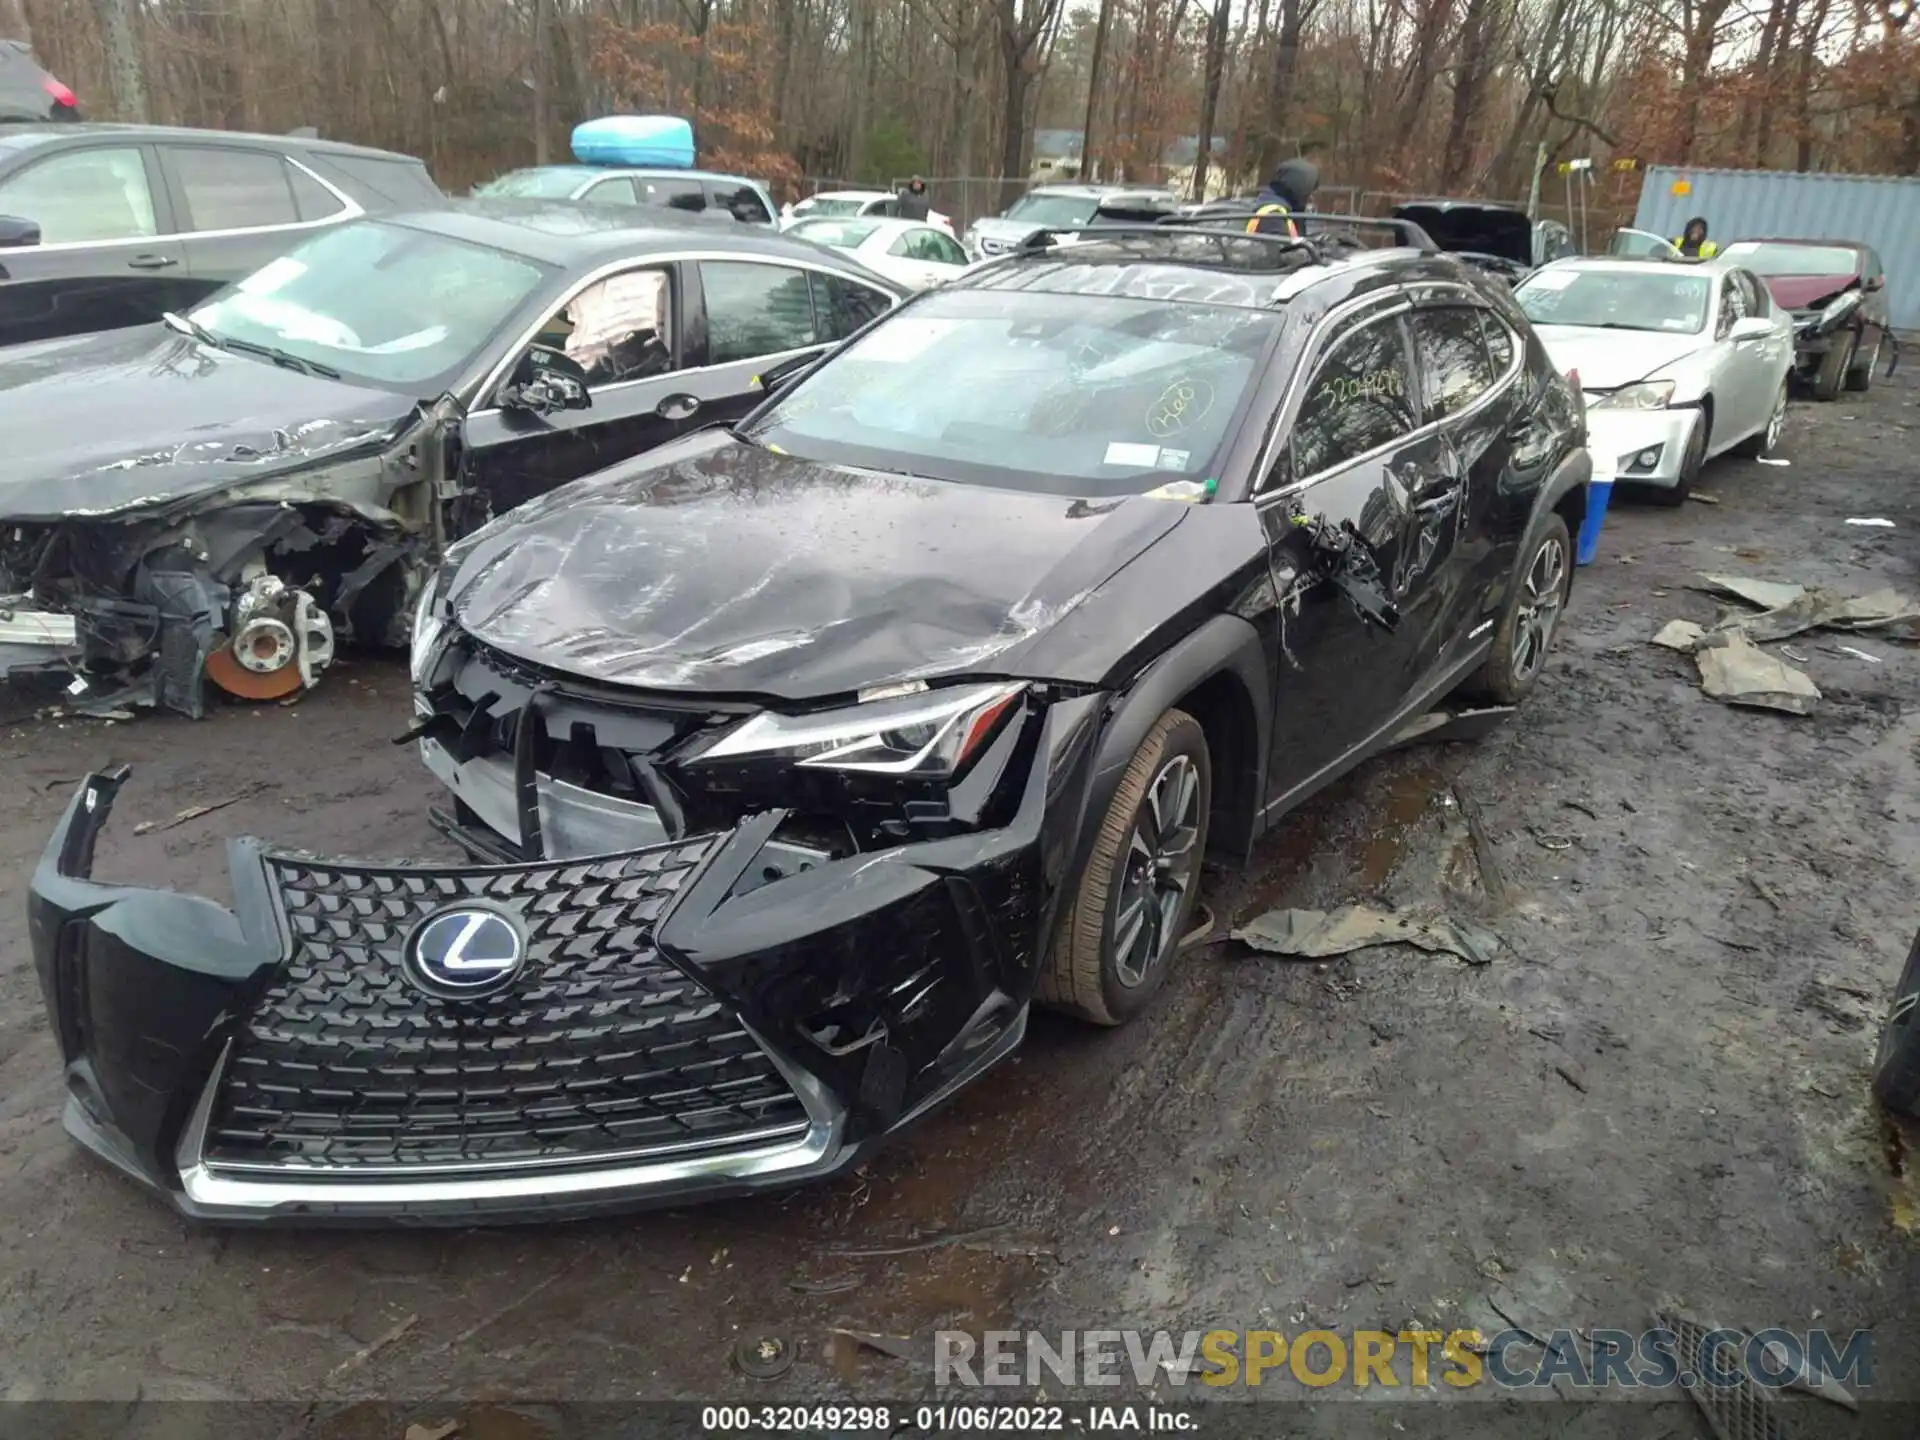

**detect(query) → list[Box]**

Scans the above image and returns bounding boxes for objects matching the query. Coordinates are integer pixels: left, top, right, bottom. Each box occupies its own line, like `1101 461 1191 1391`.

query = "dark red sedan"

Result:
1719 238 1892 399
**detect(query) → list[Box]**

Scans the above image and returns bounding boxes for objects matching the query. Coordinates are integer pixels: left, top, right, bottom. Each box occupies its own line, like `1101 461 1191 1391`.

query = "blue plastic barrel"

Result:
571 116 695 169
1575 473 1613 566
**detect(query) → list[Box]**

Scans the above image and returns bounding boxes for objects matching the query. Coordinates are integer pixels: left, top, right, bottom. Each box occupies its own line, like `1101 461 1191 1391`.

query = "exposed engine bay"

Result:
0 396 460 718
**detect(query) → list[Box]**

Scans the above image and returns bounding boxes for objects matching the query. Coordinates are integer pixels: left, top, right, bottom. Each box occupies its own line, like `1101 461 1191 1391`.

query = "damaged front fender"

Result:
3 393 464 718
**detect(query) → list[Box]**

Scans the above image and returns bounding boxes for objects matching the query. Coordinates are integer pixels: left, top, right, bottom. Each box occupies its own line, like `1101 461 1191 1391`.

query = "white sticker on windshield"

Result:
855 317 958 363
238 256 308 295
1104 441 1162 467
1527 269 1579 291
1159 448 1191 471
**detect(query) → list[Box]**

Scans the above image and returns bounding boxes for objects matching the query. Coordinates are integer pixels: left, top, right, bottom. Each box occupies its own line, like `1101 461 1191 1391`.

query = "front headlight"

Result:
1593 381 1676 411
1822 290 1862 321
409 567 451 686
689 680 1026 778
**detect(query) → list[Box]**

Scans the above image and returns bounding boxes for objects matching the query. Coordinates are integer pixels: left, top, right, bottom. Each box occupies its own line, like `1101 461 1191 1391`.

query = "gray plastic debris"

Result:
1688 574 1920 645
1232 905 1501 965
1696 631 1820 714
1692 574 1806 611
1651 619 1706 652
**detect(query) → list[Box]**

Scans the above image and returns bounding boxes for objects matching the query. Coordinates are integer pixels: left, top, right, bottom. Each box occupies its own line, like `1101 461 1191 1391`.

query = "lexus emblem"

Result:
404 904 526 998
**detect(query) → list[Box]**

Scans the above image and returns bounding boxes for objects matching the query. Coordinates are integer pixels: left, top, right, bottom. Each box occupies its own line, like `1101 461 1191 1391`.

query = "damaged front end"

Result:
2 396 461 718
31 645 1102 1222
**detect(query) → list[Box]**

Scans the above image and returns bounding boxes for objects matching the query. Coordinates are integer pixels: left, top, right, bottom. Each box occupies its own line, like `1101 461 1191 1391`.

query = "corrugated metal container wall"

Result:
1633 167 1920 329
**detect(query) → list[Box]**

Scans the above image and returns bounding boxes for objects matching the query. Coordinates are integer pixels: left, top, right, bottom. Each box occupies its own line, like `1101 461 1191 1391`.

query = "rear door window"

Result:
584 176 640 207
1478 311 1517 373
701 260 819 363
287 164 347 222
166 145 305 230
1410 307 1495 420
1290 314 1418 479
707 182 772 224
0 145 159 242
810 270 894 341
638 176 706 213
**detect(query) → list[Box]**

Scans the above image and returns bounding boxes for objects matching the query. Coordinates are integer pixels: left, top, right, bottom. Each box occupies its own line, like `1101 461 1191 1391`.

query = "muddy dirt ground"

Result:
3 371 1920 1433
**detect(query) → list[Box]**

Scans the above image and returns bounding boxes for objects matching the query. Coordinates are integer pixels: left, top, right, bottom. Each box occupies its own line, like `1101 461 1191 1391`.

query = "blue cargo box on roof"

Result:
572 116 695 169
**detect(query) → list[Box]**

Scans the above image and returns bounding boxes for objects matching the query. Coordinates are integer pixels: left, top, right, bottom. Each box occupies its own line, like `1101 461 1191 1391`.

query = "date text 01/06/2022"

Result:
697 1404 1202 1432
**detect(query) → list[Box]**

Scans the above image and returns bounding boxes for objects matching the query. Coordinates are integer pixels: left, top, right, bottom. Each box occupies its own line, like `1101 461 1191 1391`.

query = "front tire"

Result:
1731 380 1787 460
1652 410 1709 507
1467 514 1572 705
1813 331 1856 401
1872 929 1920 1116
1038 709 1211 1026
1847 334 1881 393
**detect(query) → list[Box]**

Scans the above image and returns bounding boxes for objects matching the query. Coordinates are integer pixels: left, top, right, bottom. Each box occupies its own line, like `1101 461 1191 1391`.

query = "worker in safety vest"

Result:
1245 157 1319 239
1673 216 1718 259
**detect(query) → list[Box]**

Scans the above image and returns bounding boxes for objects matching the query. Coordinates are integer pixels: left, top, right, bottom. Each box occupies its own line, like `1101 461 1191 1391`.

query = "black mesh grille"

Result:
204 840 811 1172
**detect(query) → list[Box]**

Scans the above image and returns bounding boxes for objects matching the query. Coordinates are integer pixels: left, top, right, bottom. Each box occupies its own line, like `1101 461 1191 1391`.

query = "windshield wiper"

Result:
161 311 226 350
221 337 341 380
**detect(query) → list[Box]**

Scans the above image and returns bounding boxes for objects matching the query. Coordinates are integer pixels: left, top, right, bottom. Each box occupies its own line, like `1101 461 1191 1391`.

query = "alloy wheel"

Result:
1510 534 1567 682
1111 754 1202 988
1764 385 1786 452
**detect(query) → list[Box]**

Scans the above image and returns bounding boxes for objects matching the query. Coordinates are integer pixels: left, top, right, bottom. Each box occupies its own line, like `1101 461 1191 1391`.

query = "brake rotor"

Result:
205 635 306 700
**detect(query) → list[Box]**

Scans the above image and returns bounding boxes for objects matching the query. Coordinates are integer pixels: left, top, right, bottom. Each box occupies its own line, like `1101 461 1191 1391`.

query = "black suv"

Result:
29 219 1589 1224
0 123 443 346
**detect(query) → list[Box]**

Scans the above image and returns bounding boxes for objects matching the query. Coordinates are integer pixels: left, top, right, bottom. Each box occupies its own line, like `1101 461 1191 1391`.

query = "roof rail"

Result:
1162 209 1439 252
1015 222 1318 263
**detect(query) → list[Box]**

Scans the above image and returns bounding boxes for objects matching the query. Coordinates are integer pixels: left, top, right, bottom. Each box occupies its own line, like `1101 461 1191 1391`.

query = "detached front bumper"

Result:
1581 407 1702 488
28 715 1088 1223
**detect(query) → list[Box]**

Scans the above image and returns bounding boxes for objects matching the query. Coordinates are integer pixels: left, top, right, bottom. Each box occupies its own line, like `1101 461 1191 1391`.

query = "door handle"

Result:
126 253 178 270
656 393 701 421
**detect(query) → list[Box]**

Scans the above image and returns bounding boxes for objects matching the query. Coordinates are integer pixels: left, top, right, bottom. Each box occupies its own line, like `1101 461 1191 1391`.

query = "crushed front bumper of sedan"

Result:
29 687 1097 1224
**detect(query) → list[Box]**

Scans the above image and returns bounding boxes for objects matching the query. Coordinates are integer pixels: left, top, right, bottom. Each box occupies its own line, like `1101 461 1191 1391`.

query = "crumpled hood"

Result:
0 325 418 521
446 430 1188 700
1530 326 1709 390
1758 273 1860 312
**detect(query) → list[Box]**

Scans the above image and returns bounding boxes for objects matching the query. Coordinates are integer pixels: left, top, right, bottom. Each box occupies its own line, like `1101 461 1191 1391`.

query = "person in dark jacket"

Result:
1246 158 1319 238
1673 216 1718 259
896 176 931 222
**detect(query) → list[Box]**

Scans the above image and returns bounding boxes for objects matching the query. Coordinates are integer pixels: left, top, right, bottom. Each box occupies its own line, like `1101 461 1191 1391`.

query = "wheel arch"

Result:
1525 444 1592 594
1069 615 1272 887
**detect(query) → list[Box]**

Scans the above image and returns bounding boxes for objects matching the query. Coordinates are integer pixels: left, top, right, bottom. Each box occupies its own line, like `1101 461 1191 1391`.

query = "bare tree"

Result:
1192 0 1230 197
93 0 149 121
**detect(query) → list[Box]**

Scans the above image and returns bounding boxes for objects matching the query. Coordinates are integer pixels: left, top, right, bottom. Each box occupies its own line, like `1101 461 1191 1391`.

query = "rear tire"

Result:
1038 709 1211 1027
1872 930 1920 1116
1466 514 1572 705
1813 331 1856 401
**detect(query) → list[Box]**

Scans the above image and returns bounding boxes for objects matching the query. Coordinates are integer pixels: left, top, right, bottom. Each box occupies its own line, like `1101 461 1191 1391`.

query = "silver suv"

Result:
963 183 1176 258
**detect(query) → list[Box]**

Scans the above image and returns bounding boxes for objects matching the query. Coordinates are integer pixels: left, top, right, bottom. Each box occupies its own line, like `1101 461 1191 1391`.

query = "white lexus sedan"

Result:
778 189 955 237
784 215 973 292
1514 256 1795 504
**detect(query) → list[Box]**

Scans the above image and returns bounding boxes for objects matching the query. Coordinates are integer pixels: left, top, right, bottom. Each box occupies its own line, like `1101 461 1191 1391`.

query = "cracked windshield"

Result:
747 291 1279 494
3 0 1917 1429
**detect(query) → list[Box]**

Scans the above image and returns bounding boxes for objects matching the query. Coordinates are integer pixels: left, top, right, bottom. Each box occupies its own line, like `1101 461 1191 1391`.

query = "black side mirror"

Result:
0 215 42 249
502 371 591 415
1865 274 1885 292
